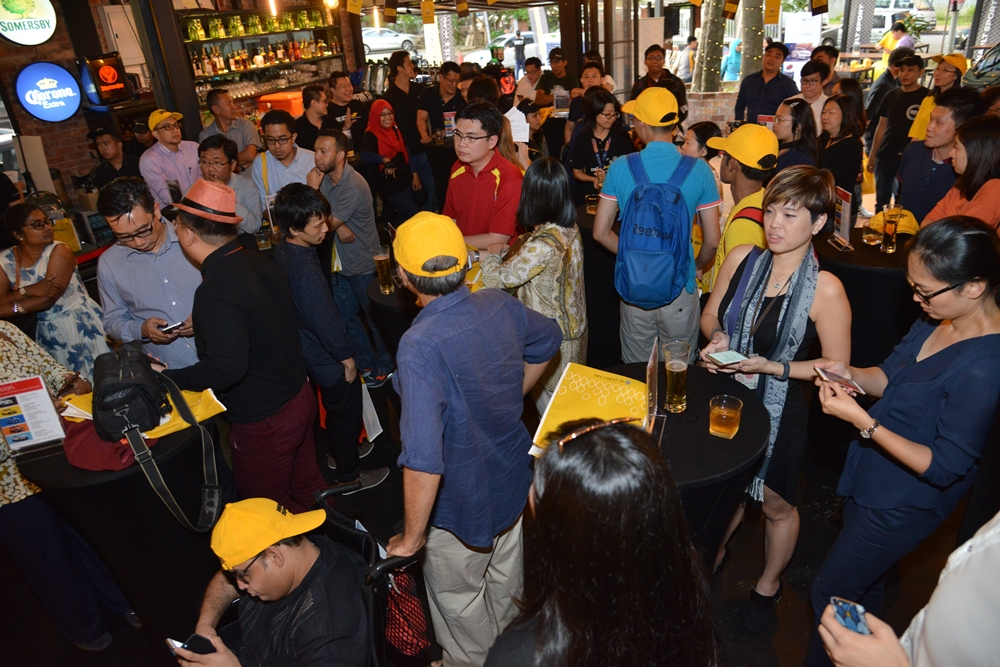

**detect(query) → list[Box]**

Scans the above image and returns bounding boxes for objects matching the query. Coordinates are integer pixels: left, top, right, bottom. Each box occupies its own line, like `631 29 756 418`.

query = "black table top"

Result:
17 426 201 490
814 228 914 273
366 275 421 314
611 363 770 490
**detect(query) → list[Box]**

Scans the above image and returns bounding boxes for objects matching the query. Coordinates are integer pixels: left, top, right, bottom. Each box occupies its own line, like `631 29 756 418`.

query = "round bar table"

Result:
17 427 221 667
610 363 769 565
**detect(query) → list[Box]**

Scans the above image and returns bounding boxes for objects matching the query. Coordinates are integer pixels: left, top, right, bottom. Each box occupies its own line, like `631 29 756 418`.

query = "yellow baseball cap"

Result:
621 88 679 127
148 108 183 131
931 53 968 76
393 211 467 278
707 123 779 171
210 498 326 570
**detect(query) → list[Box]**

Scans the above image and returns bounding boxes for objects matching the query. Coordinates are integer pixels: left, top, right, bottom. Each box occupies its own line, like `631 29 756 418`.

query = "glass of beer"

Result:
880 206 900 254
585 194 599 215
709 395 743 439
661 340 690 414
373 245 394 295
862 215 882 246
254 228 272 251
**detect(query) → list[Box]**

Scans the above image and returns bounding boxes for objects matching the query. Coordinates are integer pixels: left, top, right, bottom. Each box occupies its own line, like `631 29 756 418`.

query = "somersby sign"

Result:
16 61 81 122
0 0 57 46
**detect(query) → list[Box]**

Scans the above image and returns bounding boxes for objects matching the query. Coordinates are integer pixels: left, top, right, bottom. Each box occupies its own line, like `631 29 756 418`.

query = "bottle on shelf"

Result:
267 44 276 65
276 41 285 62
317 38 327 56
192 50 203 77
253 47 266 68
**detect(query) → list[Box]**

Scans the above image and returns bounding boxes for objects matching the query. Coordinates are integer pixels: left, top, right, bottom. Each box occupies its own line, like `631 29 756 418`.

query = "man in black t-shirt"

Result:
383 50 435 210
177 498 370 667
323 72 369 151
125 119 155 158
89 127 142 189
293 84 327 151
867 55 928 212
417 61 465 140
512 30 527 78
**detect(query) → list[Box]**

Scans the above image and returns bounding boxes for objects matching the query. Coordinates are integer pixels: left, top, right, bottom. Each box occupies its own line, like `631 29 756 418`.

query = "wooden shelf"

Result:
184 25 339 47
192 53 344 83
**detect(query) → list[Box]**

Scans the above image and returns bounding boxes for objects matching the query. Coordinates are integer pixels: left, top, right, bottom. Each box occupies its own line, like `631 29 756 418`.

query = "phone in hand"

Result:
167 633 217 655
815 367 866 395
830 596 872 635
159 321 184 334
707 350 749 367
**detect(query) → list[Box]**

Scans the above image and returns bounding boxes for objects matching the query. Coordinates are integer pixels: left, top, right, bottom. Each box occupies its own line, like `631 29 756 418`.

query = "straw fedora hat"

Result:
173 179 243 225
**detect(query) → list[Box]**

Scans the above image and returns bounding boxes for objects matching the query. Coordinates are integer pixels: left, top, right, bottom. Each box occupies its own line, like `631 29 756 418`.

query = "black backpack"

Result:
92 343 221 533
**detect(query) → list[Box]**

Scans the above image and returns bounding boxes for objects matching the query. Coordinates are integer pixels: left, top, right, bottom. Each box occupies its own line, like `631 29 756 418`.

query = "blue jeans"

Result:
803 497 943 666
515 59 526 79
409 151 436 212
330 271 394 373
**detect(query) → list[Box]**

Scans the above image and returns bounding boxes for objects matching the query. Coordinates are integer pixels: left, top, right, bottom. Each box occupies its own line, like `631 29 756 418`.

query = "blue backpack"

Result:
614 153 696 309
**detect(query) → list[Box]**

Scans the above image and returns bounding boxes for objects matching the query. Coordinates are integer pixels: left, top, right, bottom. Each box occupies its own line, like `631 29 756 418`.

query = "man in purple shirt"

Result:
384 212 562 666
139 108 200 206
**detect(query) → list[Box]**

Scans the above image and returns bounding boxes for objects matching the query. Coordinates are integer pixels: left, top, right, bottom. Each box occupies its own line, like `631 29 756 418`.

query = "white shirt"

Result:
249 146 315 209
515 75 537 102
791 93 828 136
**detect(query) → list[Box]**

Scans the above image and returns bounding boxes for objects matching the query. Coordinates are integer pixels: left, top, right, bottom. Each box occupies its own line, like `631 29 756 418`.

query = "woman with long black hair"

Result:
568 89 635 205
485 418 718 667
923 115 1000 229
819 94 865 220
771 97 819 179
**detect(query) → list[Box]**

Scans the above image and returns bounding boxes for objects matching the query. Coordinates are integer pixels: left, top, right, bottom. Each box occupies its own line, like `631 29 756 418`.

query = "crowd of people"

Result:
1 38 999 667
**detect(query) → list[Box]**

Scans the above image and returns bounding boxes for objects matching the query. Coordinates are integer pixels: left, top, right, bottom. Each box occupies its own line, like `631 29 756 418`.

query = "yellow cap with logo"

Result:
393 211 468 278
707 123 779 171
621 88 679 127
148 108 183 131
210 498 326 570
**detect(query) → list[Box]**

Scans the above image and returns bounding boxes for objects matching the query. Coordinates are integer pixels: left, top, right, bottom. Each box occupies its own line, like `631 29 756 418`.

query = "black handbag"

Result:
92 343 221 533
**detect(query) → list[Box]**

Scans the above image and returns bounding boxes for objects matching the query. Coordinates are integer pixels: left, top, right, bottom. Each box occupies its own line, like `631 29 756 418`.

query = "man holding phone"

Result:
96 177 201 370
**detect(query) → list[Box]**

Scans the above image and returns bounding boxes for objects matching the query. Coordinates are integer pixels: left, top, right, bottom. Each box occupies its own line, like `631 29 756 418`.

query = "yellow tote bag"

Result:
861 155 875 196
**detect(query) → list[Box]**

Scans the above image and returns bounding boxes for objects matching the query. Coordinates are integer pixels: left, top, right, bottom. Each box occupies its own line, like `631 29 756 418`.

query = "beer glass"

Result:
585 194 599 215
861 216 881 246
660 340 690 414
373 245 394 295
254 228 272 251
709 395 743 439
881 206 900 254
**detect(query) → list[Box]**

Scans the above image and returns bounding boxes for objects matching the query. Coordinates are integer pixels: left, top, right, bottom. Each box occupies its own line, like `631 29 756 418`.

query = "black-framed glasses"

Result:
23 217 54 231
906 276 963 304
229 551 264 584
554 417 641 452
113 211 157 244
453 131 489 144
599 111 620 120
157 123 181 132
264 135 292 146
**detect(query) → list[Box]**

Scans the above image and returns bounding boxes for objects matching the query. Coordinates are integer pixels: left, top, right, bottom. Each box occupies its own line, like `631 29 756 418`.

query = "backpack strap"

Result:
667 155 697 189
627 152 650 187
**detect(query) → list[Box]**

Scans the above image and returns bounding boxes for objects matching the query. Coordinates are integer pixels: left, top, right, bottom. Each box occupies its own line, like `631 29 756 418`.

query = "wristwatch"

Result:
860 419 880 439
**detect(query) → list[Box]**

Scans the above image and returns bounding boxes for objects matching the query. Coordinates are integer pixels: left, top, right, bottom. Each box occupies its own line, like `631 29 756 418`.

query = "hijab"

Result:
367 99 409 163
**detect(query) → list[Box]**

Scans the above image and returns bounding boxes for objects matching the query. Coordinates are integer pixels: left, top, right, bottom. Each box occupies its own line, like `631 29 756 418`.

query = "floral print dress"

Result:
0 242 109 380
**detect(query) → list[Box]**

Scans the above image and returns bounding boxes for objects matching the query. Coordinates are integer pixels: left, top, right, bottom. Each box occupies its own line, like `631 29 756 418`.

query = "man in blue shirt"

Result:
96 177 201 370
271 182 389 491
897 87 985 223
735 42 799 124
384 212 562 667
595 88 722 362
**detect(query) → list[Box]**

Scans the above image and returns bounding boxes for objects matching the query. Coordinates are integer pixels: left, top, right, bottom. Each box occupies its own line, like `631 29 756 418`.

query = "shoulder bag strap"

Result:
260 152 269 196
725 245 763 337
124 374 220 533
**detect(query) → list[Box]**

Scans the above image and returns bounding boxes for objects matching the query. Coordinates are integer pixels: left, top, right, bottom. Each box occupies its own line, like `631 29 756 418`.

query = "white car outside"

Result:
362 28 418 54
464 32 562 68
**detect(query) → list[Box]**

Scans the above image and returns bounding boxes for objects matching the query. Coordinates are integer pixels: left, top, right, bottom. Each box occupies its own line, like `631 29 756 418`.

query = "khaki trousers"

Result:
619 289 700 363
421 516 523 667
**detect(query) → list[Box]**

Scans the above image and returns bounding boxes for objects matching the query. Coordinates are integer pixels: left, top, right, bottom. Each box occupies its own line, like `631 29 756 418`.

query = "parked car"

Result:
963 43 1000 91
465 32 561 68
361 28 418 55
875 0 936 29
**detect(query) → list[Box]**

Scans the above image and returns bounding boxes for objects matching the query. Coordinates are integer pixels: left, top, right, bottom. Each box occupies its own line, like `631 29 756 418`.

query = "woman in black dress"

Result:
568 89 635 205
819 94 865 221
771 97 818 182
700 166 852 633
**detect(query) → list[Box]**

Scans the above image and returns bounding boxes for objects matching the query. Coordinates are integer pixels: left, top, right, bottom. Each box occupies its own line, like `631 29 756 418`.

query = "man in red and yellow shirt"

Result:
442 102 523 250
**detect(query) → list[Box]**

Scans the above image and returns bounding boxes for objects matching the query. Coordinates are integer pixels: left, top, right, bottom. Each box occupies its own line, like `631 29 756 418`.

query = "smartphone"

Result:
815 367 866 395
830 596 871 635
167 633 217 655
707 350 749 367
159 321 184 334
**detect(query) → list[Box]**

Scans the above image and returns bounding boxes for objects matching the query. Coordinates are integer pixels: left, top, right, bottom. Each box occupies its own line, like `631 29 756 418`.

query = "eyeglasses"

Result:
906 276 963 304
113 211 157 244
264 135 293 146
379 111 395 118
600 111 620 120
229 551 264 584
23 217 54 231
453 132 489 144
157 123 181 132
801 77 822 86
773 116 792 124
554 417 641 452
645 55 665 62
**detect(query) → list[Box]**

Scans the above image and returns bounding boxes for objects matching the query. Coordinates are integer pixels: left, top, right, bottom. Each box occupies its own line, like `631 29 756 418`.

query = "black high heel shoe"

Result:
744 580 783 633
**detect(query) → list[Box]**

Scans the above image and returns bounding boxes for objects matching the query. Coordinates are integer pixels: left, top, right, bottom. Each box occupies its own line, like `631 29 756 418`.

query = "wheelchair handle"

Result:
366 555 418 583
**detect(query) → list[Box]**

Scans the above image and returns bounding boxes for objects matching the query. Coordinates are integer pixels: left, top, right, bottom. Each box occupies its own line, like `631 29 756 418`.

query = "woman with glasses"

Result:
359 99 422 224
0 204 108 379
478 158 587 412
484 418 717 666
771 98 818 181
819 94 865 222
700 166 852 633
569 89 635 205
804 216 1000 666
922 115 1000 229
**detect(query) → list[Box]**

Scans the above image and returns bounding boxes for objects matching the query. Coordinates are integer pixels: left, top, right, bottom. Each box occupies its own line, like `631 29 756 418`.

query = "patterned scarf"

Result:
723 247 819 503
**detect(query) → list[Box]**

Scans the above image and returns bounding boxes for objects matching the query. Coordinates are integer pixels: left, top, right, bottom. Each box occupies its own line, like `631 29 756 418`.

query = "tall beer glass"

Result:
374 245 394 295
661 340 691 414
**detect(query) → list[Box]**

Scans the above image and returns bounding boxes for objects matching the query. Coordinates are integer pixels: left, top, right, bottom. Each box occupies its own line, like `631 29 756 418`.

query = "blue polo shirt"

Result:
393 286 562 547
735 70 800 123
896 141 957 224
600 141 722 293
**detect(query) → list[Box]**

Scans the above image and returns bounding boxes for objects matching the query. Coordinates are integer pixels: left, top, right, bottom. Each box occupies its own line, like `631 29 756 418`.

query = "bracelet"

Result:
709 327 725 340
12 302 19 314
473 250 481 263
778 361 790 381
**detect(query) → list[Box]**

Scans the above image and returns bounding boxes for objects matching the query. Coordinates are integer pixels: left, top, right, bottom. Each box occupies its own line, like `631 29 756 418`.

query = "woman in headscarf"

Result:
359 99 422 223
721 39 743 82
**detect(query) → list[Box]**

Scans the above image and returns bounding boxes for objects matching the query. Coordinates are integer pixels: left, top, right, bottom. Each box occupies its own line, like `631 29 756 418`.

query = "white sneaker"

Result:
342 467 391 495
328 441 376 470
858 206 874 218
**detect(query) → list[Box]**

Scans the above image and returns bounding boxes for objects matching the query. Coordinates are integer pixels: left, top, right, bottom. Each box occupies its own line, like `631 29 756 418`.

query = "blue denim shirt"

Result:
735 70 799 123
393 286 562 547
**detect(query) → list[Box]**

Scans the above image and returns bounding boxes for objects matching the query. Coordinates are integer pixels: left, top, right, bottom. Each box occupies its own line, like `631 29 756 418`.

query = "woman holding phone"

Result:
699 165 852 633
804 216 1000 666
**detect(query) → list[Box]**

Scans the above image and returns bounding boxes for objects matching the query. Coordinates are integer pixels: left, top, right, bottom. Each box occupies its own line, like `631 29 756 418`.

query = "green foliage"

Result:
781 0 809 12
899 13 932 40
3 0 35 19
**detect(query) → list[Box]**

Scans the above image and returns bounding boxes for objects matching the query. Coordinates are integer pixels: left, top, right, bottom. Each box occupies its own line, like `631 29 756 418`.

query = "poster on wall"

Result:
15 62 81 123
782 12 822 83
0 0 57 46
